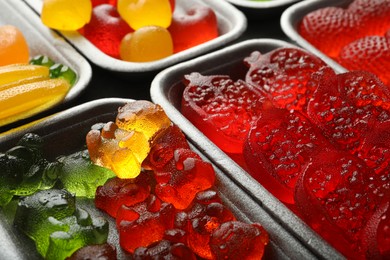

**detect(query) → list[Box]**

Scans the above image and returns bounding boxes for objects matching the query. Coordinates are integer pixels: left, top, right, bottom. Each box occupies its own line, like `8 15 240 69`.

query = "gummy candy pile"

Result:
298 0 390 85
181 47 390 259
41 0 219 62
0 24 76 128
0 100 269 259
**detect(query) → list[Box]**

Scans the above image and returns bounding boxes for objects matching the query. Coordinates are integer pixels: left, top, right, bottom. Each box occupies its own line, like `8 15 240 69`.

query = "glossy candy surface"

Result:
0 25 29 66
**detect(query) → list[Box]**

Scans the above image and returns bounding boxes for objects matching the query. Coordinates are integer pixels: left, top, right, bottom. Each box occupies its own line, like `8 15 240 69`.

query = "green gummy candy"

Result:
49 63 77 86
29 55 55 68
56 150 116 198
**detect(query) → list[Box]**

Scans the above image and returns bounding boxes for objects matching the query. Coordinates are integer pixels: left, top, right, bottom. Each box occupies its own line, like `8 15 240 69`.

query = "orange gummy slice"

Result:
0 64 49 91
0 25 29 66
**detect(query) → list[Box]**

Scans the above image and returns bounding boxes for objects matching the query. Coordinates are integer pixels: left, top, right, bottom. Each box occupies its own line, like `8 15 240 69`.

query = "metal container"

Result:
0 0 92 129
150 39 346 259
0 98 317 259
22 0 247 78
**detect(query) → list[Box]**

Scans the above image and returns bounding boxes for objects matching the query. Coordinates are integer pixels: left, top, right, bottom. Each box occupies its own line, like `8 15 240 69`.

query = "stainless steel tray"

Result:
0 98 317 259
150 39 346 259
23 0 247 77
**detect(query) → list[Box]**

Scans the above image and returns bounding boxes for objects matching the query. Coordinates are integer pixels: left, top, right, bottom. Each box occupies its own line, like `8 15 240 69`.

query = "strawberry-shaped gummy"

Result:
294 150 381 259
82 4 133 59
169 5 218 53
307 69 390 154
299 6 364 58
184 190 236 259
347 0 390 36
154 148 215 210
210 221 269 260
181 72 268 154
94 172 152 218
243 108 331 205
244 48 327 111
338 34 390 86
116 194 175 253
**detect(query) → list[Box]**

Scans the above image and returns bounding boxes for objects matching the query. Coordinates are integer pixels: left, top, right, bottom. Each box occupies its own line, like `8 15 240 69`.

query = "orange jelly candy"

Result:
0 25 29 66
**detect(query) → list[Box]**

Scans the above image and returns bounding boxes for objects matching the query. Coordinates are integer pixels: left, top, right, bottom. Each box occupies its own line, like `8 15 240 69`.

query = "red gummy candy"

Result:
181 72 268 154
68 243 117 260
338 35 390 86
244 48 327 111
168 5 218 53
133 240 196 259
83 4 133 58
154 148 215 210
299 6 364 58
185 190 236 259
210 221 269 260
295 150 380 258
91 0 117 7
307 69 390 154
243 108 331 205
142 125 190 171
95 172 152 218
347 0 390 36
116 195 175 253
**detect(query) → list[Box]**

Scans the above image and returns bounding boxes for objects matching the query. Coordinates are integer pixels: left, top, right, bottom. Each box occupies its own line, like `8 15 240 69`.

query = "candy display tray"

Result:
280 0 352 72
150 39 346 259
225 0 302 19
1 0 92 108
22 0 247 78
0 98 318 259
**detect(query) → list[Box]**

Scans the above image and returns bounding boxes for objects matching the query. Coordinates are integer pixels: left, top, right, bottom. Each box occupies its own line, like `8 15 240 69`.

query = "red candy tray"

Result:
0 98 317 259
150 39 345 259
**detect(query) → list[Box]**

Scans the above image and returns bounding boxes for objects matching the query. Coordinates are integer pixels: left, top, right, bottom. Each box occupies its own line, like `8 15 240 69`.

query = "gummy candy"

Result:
154 148 216 209
68 243 117 260
95 172 152 217
0 25 29 66
14 189 108 259
41 0 92 31
83 4 133 58
185 189 236 259
210 221 269 260
243 108 332 205
116 194 175 253
181 72 268 154
338 33 390 86
117 0 172 30
56 150 116 198
244 48 327 111
133 240 196 259
168 5 218 53
92 0 118 7
119 26 173 62
0 63 49 88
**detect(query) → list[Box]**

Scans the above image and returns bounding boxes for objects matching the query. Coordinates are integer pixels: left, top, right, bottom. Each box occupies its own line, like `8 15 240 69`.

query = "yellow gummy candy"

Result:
41 0 92 31
116 100 171 140
117 0 172 30
0 78 70 127
0 64 49 91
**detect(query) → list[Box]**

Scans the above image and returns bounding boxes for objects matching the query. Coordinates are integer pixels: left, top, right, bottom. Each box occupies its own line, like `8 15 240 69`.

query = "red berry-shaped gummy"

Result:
83 4 133 58
169 5 218 53
181 72 268 154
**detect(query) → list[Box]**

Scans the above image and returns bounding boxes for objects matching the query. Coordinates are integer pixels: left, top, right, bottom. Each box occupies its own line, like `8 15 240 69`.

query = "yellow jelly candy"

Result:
0 64 49 91
117 0 172 30
0 25 29 66
119 26 173 62
116 100 171 140
41 0 92 31
0 78 70 127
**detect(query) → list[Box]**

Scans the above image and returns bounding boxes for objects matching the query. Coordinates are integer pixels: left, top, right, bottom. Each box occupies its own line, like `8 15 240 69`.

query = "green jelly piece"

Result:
56 150 116 198
29 55 55 68
49 63 77 86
